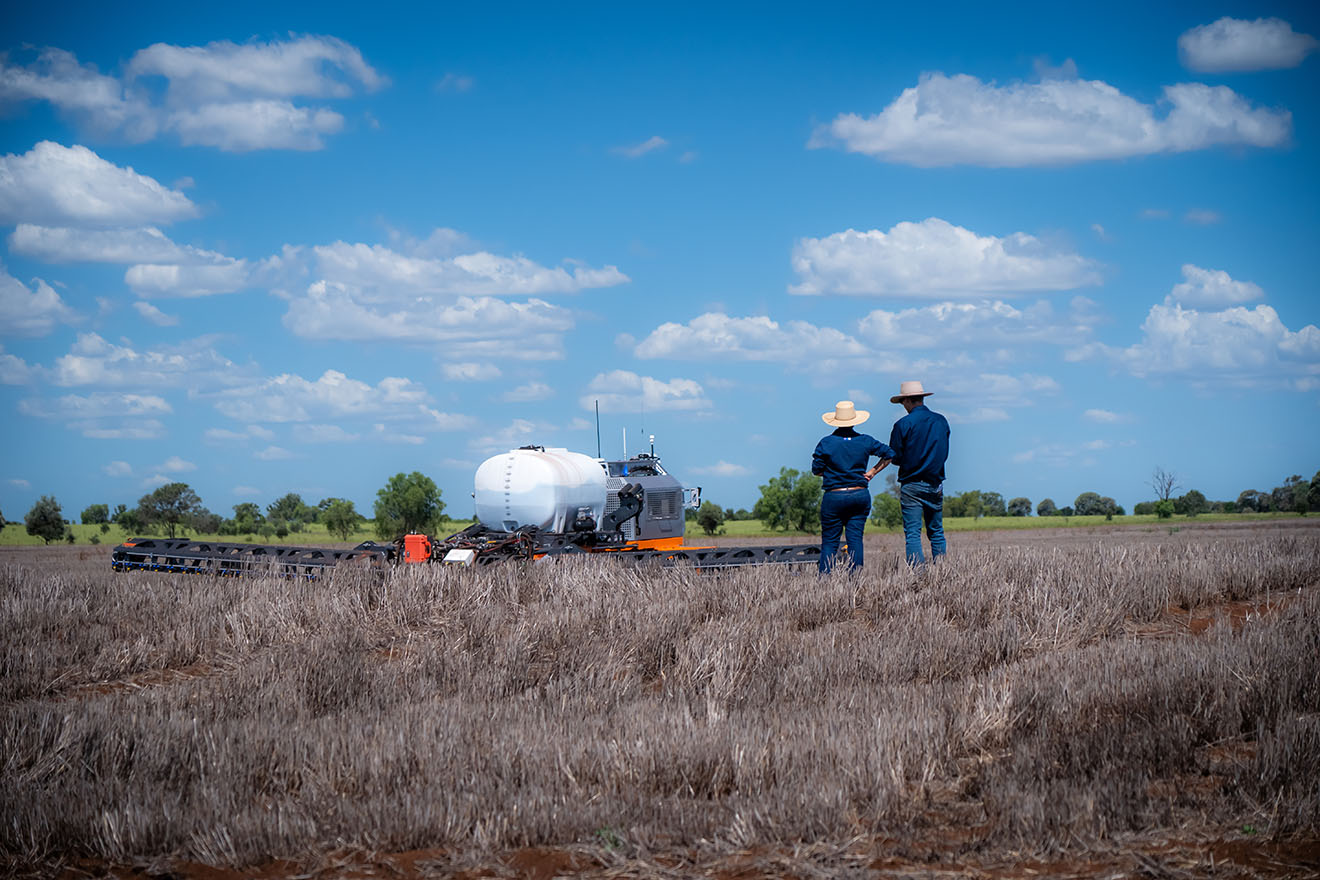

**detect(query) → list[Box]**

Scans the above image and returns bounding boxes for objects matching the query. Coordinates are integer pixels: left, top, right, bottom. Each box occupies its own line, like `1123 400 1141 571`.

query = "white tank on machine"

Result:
474 448 608 533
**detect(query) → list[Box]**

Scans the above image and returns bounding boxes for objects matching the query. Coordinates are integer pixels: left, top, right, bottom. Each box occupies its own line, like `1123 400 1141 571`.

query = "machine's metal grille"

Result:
647 490 680 519
604 478 635 540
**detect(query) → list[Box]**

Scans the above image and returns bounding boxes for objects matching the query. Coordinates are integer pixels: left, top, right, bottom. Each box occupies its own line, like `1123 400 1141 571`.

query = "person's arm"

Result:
811 439 826 476
864 436 894 482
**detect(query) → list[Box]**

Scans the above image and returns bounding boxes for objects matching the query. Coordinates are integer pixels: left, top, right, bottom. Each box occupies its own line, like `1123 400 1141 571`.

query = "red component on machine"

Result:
403 533 432 563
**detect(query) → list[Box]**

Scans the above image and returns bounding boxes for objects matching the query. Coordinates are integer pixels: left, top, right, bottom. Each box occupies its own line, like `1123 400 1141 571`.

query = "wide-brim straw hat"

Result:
822 400 870 427
890 380 934 404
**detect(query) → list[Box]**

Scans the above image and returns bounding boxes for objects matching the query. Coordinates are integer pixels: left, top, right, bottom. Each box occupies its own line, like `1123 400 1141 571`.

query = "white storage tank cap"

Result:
474 448 608 533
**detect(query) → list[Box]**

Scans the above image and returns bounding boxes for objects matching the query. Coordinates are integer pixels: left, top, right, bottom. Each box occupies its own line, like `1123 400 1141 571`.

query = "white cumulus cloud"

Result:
442 362 501 381
0 142 197 226
20 391 172 420
790 218 1101 296
0 36 386 152
689 461 751 476
10 225 189 262
502 381 554 402
1166 264 1263 308
811 72 1291 167
50 332 249 388
0 266 78 336
283 282 574 358
0 345 34 384
103 460 132 477
856 298 1098 348
156 455 196 473
131 300 179 326
633 312 869 362
309 239 628 296
580 370 710 413
1082 409 1130 424
1075 303 1320 389
1179 17 1318 72
214 369 428 423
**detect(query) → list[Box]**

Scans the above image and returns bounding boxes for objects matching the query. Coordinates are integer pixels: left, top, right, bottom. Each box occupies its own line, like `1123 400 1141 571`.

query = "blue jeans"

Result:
901 481 946 565
820 488 871 572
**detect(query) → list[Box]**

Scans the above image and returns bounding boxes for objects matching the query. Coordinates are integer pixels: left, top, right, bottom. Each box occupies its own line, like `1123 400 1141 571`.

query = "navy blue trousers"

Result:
819 487 871 572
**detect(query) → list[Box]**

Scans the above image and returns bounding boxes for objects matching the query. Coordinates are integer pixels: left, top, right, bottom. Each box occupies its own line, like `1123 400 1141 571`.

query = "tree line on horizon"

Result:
6 472 448 545
687 466 1320 535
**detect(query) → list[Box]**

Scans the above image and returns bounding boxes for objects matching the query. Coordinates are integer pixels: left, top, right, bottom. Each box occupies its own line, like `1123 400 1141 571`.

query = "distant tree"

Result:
945 490 983 518
752 467 822 532
1173 489 1208 517
80 503 109 525
1073 492 1120 516
323 499 360 541
267 493 306 526
65 529 75 544
25 496 65 544
1149 466 1180 502
1058 506 1074 518
231 502 264 533
1292 481 1310 516
0 508 5 529
695 501 726 536
275 522 289 540
136 482 203 538
1236 489 1268 513
1155 500 1175 519
1133 501 1157 515
980 491 1007 517
191 509 222 534
258 523 275 540
374 472 445 538
1269 476 1304 512
1036 498 1057 517
1310 471 1320 513
114 504 143 534
99 522 111 534
732 508 752 521
1007 497 1032 517
870 493 902 529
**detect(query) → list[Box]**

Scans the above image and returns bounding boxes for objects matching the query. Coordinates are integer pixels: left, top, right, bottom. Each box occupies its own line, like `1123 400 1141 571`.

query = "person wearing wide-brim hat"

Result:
866 381 950 565
811 401 895 573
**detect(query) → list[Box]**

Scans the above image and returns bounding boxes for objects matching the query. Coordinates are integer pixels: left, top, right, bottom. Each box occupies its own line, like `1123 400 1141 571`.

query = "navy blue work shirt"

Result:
812 427 895 491
887 404 950 485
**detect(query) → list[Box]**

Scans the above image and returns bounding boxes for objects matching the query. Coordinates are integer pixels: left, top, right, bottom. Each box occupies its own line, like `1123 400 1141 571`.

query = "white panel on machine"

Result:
474 448 608 533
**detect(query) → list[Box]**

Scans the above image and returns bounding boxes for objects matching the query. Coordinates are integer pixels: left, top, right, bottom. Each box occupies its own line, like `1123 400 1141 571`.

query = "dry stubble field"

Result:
2 520 1319 879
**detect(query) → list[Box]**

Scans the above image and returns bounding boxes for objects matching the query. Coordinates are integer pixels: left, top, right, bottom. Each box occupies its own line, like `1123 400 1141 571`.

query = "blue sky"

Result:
2 1 1317 522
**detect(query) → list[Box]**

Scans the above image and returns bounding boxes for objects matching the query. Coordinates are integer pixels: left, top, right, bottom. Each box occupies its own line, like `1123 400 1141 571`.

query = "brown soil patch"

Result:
1127 593 1302 639
59 662 221 699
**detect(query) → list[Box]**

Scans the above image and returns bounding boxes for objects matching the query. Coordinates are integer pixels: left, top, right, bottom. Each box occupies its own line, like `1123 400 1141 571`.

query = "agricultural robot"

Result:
111 446 821 578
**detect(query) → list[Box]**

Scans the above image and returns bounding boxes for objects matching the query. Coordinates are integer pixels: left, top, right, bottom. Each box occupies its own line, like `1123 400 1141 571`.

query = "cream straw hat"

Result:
890 380 934 404
822 400 870 427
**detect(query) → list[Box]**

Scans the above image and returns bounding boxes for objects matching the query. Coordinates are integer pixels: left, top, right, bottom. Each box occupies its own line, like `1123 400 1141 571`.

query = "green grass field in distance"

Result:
0 511 1305 546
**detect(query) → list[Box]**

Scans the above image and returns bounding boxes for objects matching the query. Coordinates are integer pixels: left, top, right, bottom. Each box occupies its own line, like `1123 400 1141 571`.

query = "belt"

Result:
828 486 866 492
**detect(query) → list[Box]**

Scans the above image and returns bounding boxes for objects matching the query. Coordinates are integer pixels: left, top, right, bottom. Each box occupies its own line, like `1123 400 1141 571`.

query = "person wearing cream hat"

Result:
866 380 950 565
812 400 895 573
